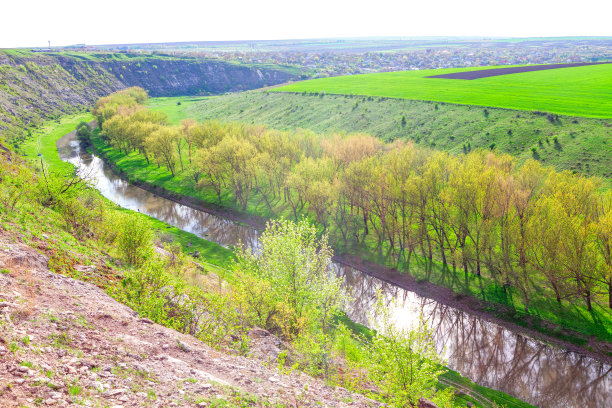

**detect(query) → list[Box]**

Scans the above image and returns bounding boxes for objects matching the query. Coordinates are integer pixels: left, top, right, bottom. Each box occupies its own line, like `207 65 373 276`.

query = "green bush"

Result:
76 121 91 141
232 218 347 340
116 214 153 266
352 295 455 407
111 255 244 350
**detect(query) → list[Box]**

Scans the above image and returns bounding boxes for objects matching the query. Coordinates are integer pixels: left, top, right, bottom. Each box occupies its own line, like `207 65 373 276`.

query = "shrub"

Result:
112 256 243 350
57 190 106 238
363 295 455 407
232 218 347 341
76 122 91 141
116 214 153 266
0 160 34 214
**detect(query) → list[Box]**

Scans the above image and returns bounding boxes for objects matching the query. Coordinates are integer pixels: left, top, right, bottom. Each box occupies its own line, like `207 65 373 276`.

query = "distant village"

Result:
33 38 612 78
194 43 611 77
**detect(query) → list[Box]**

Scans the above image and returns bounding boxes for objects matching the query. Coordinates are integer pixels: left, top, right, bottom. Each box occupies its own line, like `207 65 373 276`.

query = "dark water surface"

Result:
57 133 611 407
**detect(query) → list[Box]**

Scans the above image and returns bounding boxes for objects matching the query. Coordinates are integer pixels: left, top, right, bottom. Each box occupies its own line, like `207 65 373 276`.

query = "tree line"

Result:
93 88 612 313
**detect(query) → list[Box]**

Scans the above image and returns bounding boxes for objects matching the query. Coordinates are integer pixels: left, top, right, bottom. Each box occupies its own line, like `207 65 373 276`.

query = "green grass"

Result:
275 64 612 118
155 92 612 182
143 212 235 269
440 370 535 408
147 96 210 125
20 112 93 173
21 115 234 270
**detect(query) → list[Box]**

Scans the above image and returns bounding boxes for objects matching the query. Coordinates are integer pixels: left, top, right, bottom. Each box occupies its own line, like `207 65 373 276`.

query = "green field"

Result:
147 96 210 124
275 64 612 118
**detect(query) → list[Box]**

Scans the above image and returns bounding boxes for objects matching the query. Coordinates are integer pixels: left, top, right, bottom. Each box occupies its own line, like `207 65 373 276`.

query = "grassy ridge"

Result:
159 92 612 182
274 64 612 118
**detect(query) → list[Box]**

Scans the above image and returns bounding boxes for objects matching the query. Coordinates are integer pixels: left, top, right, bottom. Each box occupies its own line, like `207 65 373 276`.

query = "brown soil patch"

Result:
426 62 612 80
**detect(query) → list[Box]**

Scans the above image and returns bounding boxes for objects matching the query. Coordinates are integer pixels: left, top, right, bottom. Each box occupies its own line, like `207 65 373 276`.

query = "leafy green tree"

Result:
365 294 455 408
76 121 91 141
233 218 346 339
116 214 153 266
147 126 180 176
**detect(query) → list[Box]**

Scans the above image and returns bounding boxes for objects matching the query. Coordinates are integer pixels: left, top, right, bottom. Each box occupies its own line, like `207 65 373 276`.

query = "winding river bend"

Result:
57 132 611 408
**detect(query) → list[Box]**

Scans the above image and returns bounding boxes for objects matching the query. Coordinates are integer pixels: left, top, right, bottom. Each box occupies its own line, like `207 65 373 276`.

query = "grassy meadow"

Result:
147 96 210 124
274 64 612 118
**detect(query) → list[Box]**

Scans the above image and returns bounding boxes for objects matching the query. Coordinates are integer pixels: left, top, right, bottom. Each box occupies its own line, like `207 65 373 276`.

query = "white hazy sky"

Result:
1 0 611 48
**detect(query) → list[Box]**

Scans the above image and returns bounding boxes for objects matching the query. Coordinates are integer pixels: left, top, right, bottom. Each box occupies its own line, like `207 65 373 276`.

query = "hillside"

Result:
159 91 612 181
274 63 612 118
0 232 379 408
0 51 296 147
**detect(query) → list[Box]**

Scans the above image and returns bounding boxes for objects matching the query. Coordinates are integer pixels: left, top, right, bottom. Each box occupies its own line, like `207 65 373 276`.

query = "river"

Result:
56 132 611 407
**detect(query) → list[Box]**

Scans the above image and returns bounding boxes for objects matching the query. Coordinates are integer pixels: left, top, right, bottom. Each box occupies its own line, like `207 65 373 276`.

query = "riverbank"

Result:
18 115 236 273
86 129 611 365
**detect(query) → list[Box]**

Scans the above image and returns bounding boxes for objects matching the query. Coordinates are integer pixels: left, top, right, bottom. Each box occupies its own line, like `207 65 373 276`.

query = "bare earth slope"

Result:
0 233 377 408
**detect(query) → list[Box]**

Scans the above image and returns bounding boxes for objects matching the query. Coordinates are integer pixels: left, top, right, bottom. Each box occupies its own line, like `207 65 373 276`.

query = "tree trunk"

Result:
551 281 562 303
585 289 592 311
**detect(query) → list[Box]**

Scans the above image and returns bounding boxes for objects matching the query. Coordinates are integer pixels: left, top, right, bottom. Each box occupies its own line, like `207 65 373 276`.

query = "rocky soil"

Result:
0 232 379 407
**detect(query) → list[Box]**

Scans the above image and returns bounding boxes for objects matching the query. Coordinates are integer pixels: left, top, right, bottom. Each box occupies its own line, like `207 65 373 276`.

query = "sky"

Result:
1 0 611 48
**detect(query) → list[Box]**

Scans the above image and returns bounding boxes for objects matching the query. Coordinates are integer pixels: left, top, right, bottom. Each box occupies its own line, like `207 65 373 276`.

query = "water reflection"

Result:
57 133 610 408
339 265 611 407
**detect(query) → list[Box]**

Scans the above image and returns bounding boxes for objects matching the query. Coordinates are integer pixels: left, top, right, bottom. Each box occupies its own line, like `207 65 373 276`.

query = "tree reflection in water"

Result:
339 265 611 408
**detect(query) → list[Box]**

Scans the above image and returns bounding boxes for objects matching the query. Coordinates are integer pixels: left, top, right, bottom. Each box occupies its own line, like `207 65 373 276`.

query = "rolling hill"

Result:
274 63 612 118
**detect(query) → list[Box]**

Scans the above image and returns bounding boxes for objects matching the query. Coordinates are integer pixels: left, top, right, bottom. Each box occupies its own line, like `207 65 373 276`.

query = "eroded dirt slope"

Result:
0 233 378 407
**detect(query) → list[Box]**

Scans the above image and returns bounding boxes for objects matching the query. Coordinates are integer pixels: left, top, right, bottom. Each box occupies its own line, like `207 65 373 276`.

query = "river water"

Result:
57 132 611 407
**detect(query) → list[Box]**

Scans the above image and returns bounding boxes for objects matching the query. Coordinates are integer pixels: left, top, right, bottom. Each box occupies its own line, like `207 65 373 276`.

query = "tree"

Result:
595 192 612 308
76 121 91 141
194 146 227 204
527 196 570 303
233 219 346 339
116 213 153 266
180 118 197 163
215 136 258 210
147 127 180 176
321 133 382 172
365 294 455 408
